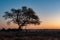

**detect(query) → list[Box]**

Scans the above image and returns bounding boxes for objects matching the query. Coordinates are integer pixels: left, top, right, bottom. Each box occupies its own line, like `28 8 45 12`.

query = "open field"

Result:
0 36 60 40
0 29 60 40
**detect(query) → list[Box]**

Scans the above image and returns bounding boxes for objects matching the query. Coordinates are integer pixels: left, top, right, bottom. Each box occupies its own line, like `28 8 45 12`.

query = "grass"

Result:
0 29 60 40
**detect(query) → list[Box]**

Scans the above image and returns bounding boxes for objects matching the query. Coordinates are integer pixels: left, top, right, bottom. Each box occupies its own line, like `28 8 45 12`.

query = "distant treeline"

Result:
0 28 60 37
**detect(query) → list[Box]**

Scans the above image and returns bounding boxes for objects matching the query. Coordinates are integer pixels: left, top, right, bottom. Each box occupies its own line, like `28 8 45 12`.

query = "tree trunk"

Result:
18 25 22 30
18 21 25 30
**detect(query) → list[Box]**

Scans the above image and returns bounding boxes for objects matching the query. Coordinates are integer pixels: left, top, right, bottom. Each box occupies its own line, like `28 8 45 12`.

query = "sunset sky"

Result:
0 0 60 29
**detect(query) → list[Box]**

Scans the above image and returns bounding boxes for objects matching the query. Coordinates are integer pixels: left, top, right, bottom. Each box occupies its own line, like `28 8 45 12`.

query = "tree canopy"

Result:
3 6 40 30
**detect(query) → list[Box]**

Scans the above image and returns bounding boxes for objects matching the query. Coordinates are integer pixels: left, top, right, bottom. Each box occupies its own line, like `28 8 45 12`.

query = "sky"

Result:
0 0 60 29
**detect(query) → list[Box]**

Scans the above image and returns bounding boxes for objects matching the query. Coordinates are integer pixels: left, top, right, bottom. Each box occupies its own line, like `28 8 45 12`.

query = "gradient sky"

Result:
0 0 60 29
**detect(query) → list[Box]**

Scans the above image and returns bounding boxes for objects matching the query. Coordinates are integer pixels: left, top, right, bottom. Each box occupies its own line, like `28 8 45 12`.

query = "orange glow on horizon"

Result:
0 22 60 29
0 16 60 29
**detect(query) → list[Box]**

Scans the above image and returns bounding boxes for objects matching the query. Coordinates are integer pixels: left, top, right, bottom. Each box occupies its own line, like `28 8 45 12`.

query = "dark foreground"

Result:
0 29 60 40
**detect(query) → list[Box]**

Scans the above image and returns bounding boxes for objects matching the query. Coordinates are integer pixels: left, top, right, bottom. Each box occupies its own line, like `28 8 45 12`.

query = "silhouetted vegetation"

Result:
0 29 60 37
3 6 40 30
0 29 60 40
2 6 60 40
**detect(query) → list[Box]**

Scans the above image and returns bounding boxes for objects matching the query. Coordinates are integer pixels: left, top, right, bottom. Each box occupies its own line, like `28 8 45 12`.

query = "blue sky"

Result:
0 0 60 18
0 0 60 29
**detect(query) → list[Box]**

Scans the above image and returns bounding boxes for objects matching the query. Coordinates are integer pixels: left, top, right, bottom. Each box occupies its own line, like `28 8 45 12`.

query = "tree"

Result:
3 6 40 30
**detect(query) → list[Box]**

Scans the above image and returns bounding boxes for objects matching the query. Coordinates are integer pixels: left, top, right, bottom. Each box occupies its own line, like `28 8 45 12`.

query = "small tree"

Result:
3 6 40 30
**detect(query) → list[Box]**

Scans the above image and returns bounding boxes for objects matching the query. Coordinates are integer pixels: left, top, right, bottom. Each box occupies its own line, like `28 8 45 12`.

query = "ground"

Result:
0 29 60 40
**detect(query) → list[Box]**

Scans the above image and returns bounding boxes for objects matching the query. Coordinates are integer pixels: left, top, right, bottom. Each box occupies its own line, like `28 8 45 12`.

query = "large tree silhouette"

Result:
3 6 40 30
